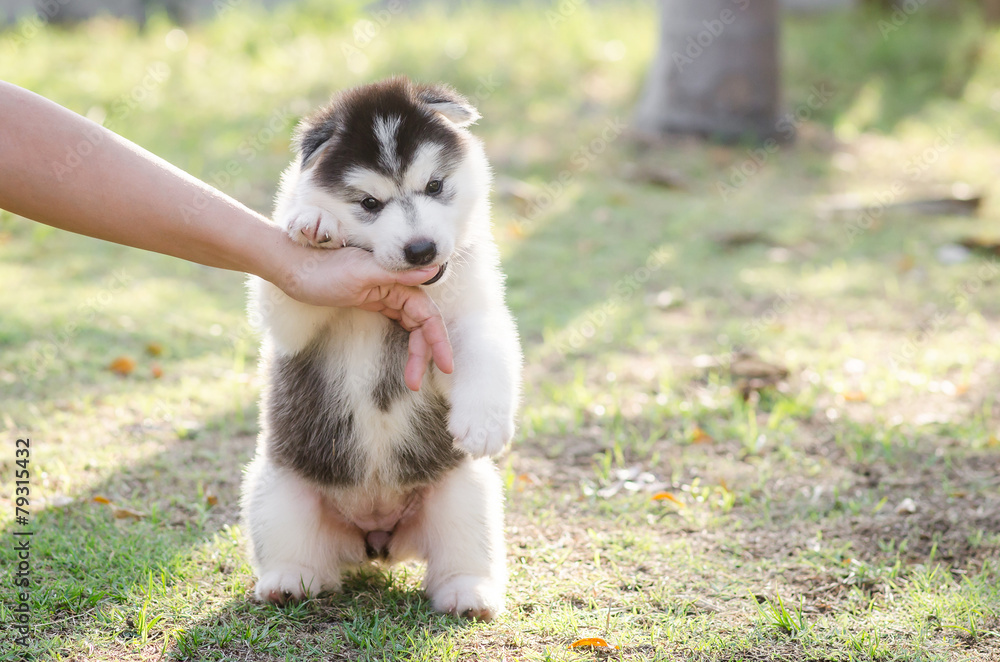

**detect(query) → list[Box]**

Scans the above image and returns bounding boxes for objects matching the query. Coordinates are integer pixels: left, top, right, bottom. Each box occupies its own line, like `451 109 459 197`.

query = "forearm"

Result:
0 81 294 287
0 82 454 381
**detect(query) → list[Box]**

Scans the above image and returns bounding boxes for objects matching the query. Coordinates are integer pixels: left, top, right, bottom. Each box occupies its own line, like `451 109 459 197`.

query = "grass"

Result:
757 594 811 638
2 1 1000 660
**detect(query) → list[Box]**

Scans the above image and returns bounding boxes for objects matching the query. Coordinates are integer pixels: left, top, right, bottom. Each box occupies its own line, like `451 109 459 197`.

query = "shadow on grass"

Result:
0 410 253 659
0 406 486 661
169 571 473 662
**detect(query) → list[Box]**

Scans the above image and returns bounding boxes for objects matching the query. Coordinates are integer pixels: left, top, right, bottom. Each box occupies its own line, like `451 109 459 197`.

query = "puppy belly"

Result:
320 484 427 559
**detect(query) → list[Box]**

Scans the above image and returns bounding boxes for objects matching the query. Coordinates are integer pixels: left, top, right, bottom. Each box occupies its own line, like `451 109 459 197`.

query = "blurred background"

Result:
2 1 1000 660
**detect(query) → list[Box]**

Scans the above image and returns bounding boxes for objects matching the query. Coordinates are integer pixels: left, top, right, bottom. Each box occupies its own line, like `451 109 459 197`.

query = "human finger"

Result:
375 287 453 374
343 249 439 290
420 313 453 375
397 305 452 375
405 327 429 391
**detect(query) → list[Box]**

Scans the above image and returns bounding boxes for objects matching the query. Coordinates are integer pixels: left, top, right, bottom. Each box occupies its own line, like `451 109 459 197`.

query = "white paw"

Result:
280 202 342 248
448 396 514 458
253 565 324 605
428 575 505 621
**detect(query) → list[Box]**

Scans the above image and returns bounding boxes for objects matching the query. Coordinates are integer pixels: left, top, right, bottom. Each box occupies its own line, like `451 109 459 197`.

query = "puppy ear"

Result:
294 115 337 169
416 84 481 128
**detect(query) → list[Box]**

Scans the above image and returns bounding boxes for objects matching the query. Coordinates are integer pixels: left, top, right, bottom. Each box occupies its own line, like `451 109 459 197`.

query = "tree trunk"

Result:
984 0 1000 22
635 0 783 143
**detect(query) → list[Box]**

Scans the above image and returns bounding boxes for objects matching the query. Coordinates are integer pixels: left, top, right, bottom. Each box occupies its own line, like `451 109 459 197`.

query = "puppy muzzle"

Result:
421 262 448 285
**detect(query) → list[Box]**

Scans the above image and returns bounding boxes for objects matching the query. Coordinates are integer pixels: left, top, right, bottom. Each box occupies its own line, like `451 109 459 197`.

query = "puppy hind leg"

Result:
404 459 507 620
241 456 356 603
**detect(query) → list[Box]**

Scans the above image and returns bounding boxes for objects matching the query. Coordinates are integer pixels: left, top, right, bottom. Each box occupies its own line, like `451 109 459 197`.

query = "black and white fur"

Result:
241 77 522 620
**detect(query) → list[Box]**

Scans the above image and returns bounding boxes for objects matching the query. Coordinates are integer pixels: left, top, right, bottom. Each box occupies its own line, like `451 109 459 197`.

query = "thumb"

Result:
392 265 441 287
343 249 439 288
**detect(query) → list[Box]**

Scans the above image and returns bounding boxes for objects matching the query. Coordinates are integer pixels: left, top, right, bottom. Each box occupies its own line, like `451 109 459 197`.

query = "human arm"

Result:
0 81 451 388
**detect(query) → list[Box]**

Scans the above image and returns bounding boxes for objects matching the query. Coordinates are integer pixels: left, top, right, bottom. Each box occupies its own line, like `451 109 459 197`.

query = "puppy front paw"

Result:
448 395 514 458
428 575 505 621
280 203 342 248
253 565 325 605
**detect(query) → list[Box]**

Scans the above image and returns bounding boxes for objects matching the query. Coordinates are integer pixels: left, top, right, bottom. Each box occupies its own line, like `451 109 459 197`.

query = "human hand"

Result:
277 246 452 391
0 82 448 392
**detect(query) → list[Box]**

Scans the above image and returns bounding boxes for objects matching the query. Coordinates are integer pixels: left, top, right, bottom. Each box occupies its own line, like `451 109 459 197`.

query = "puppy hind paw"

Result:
428 575 505 622
253 565 323 605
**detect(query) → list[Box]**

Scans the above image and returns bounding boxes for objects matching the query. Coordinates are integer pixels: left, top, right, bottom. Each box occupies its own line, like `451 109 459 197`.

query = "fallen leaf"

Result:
93 495 146 520
710 230 773 250
146 342 164 356
515 473 540 492
676 595 723 613
112 506 146 520
568 637 619 650
151 363 163 379
621 161 689 189
958 236 1000 256
652 492 684 506
594 466 666 498
729 353 790 399
730 355 789 381
820 192 982 218
108 356 136 376
691 427 713 444
842 391 867 402
707 145 735 167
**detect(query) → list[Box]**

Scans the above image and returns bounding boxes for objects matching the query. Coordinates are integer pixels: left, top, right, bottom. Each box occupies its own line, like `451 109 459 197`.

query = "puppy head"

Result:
292 76 488 277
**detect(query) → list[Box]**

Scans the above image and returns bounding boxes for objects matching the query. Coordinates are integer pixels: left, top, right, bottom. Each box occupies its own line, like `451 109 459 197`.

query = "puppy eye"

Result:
425 179 443 195
360 197 382 211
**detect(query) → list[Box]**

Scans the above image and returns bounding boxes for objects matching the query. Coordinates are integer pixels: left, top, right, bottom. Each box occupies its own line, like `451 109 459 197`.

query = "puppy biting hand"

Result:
241 76 523 621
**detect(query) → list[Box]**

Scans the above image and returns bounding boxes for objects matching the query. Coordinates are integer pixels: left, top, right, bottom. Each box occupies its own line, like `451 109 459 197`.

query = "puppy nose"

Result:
403 239 437 266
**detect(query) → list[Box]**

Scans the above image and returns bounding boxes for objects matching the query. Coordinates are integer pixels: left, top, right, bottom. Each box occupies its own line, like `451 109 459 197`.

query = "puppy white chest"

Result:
261 308 461 492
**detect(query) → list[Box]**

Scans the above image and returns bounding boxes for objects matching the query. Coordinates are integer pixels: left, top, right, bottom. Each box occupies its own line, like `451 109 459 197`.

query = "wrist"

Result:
251 223 356 307
245 221 301 296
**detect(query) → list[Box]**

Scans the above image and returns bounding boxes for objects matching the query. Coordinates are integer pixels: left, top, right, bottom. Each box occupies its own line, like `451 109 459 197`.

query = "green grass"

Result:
3 1 1000 660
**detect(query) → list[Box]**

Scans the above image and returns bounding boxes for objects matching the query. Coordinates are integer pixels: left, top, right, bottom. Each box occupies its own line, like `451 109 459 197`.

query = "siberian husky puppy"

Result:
241 77 522 620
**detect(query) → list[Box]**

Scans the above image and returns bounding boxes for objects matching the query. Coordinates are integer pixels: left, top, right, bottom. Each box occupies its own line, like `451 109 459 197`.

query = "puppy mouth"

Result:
421 262 448 285
341 241 449 283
